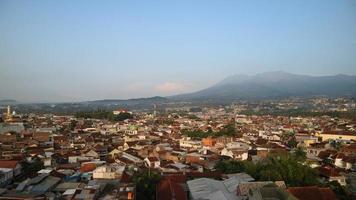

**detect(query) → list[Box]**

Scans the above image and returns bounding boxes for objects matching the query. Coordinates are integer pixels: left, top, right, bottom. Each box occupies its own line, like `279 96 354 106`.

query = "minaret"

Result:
153 104 157 117
6 105 11 117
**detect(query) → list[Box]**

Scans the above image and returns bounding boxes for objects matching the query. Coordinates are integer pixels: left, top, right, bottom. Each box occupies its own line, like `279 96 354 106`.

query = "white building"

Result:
93 164 125 179
221 148 248 160
179 137 201 149
144 157 160 168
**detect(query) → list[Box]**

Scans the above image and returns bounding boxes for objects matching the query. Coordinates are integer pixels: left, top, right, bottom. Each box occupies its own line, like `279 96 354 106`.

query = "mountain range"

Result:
4 72 356 106
0 99 17 105
171 71 356 101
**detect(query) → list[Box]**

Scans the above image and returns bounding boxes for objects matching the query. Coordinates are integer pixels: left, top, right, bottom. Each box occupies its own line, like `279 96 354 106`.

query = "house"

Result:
248 184 297 200
237 181 283 199
318 165 347 186
343 156 356 171
179 138 201 149
93 144 108 159
33 132 53 147
316 131 356 142
16 174 61 194
92 164 125 179
221 148 248 160
73 188 98 200
108 148 122 158
163 163 191 172
287 186 338 200
341 143 356 156
202 137 216 147
0 168 13 186
115 152 143 166
80 162 98 173
163 151 185 163
0 132 17 143
113 108 132 115
306 143 327 159
187 177 240 200
185 152 219 170
83 149 100 159
116 183 135 200
144 157 161 168
0 160 22 177
157 174 188 200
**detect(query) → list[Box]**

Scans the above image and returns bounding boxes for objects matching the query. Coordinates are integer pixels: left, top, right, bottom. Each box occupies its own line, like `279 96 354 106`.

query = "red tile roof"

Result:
0 160 19 169
147 157 160 162
186 171 222 179
157 175 187 200
80 163 97 173
318 166 343 177
120 172 133 183
288 186 337 200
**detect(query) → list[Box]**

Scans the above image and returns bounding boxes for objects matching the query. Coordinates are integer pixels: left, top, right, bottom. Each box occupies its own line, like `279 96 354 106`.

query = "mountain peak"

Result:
172 72 356 101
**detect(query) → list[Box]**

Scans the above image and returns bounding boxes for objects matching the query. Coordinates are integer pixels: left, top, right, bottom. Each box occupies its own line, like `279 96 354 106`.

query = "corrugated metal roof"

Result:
187 178 239 200
30 176 61 193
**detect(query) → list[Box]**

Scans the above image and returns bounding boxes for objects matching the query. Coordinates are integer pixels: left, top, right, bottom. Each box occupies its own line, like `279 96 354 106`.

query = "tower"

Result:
6 105 11 117
153 104 157 117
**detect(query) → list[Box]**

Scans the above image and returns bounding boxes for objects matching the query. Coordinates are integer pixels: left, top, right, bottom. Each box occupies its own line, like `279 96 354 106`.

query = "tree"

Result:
330 140 342 151
69 119 77 130
75 110 133 122
132 171 161 200
21 157 44 178
214 152 319 187
281 132 298 148
181 123 237 139
293 147 307 162
111 112 133 121
215 160 244 174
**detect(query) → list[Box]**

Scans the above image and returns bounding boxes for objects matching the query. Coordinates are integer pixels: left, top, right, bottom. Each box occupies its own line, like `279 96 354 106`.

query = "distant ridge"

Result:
84 96 168 105
0 99 17 105
171 71 356 101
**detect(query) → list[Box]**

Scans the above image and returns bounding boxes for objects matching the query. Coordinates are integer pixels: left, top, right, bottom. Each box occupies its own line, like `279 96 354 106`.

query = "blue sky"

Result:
0 0 355 102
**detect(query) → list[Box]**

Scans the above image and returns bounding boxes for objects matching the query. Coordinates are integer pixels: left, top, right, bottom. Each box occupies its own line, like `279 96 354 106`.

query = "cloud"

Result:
154 82 187 93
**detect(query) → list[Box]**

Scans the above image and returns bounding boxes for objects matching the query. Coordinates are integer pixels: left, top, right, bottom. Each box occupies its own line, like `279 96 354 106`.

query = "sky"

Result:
0 0 356 102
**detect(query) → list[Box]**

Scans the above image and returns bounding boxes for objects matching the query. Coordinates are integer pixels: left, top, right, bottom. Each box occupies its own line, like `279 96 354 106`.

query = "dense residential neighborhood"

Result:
2 0 356 199
0 97 355 200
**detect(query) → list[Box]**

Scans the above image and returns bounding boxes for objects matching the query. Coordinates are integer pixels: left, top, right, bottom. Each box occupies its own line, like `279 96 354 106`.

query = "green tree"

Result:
181 123 236 139
21 158 44 178
330 140 342 151
132 171 161 200
215 160 244 173
214 152 319 187
75 110 133 122
69 119 77 130
281 132 298 148
292 147 307 162
110 112 133 121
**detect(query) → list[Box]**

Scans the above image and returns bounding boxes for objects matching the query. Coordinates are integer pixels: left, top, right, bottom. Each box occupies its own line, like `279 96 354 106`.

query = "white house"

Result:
93 164 125 179
144 157 161 168
221 148 248 161
179 137 201 149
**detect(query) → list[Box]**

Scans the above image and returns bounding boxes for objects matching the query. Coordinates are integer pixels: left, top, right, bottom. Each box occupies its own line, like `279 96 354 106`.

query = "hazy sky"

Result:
1 0 356 102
